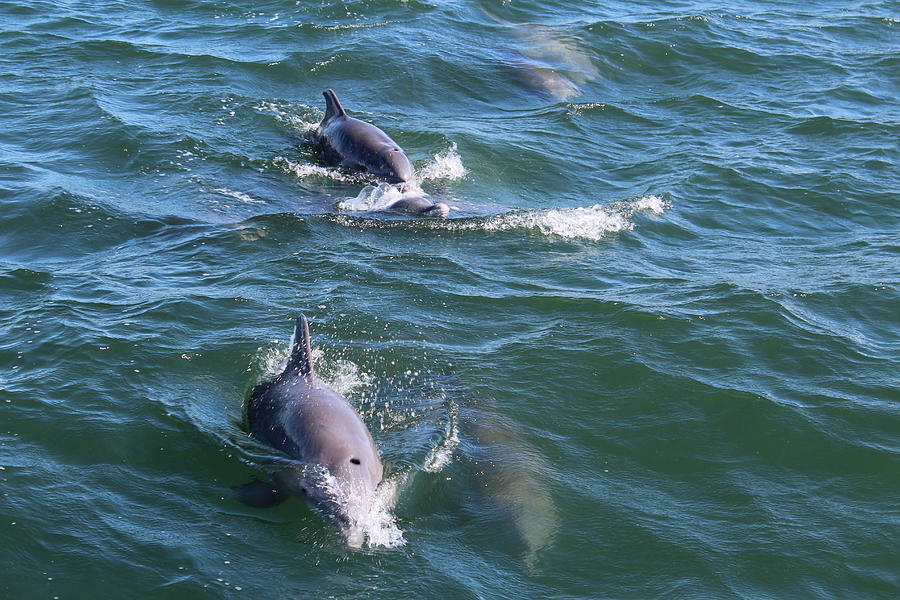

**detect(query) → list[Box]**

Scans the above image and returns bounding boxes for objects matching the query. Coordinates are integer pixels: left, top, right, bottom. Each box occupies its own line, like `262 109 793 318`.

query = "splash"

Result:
259 332 372 398
252 341 288 377
273 156 358 182
336 182 405 212
325 360 374 397
480 205 632 240
423 416 459 473
255 102 319 133
454 195 667 241
478 195 666 240
416 145 468 182
360 473 406 548
319 470 406 549
336 182 438 213
629 194 666 215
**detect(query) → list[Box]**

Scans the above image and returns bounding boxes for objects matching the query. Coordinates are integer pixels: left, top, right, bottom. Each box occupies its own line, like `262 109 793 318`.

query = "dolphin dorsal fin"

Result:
322 89 346 121
287 314 314 376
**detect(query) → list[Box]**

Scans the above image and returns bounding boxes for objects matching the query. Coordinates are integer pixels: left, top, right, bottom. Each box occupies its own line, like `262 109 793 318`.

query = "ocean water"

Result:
1 0 898 597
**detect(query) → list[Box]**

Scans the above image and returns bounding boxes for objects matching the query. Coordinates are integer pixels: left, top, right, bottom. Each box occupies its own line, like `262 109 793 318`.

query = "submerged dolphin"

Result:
480 7 597 101
313 89 414 183
235 315 383 546
386 195 450 217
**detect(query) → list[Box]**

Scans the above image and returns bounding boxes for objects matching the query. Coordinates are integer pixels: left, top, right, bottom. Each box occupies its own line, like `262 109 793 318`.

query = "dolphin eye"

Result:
350 458 361 465
391 147 400 152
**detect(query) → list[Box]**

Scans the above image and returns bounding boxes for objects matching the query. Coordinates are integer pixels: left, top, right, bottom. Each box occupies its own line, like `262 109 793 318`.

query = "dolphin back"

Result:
322 89 346 122
286 314 314 376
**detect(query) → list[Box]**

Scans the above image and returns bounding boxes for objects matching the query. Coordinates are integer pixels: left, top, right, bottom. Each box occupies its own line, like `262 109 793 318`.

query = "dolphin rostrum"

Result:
235 315 383 546
313 89 414 183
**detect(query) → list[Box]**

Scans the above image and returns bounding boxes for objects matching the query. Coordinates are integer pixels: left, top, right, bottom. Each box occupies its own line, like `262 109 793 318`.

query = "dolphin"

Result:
313 89 414 183
335 183 451 217
385 195 450 217
235 315 383 547
480 6 597 101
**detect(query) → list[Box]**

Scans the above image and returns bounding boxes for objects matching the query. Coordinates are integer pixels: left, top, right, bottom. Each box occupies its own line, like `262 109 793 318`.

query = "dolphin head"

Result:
287 439 383 547
371 145 414 183
422 202 450 217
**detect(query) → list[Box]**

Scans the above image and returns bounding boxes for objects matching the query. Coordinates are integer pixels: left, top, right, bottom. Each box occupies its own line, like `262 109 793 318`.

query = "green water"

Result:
1 0 898 598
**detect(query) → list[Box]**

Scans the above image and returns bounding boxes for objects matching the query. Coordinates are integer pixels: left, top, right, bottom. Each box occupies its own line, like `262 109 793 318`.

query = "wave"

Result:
422 413 459 473
328 194 667 241
213 188 263 204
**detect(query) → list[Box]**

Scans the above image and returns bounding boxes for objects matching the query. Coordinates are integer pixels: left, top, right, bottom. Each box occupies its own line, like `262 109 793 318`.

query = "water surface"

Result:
1 0 898 598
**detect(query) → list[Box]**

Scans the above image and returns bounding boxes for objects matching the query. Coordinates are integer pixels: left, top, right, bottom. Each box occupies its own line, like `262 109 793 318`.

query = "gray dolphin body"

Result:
237 315 383 546
386 195 450 217
313 89 414 183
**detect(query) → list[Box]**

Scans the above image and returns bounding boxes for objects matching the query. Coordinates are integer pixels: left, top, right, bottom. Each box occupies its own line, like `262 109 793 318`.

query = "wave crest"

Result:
329 194 667 241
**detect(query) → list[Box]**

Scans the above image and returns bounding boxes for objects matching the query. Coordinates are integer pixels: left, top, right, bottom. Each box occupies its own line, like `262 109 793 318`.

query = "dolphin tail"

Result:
287 314 314 376
322 89 346 121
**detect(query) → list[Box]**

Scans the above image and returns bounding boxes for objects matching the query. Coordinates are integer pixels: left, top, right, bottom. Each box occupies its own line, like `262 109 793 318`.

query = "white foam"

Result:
491 205 632 240
329 194 668 241
416 144 468 182
273 156 356 182
442 195 665 241
628 194 667 215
